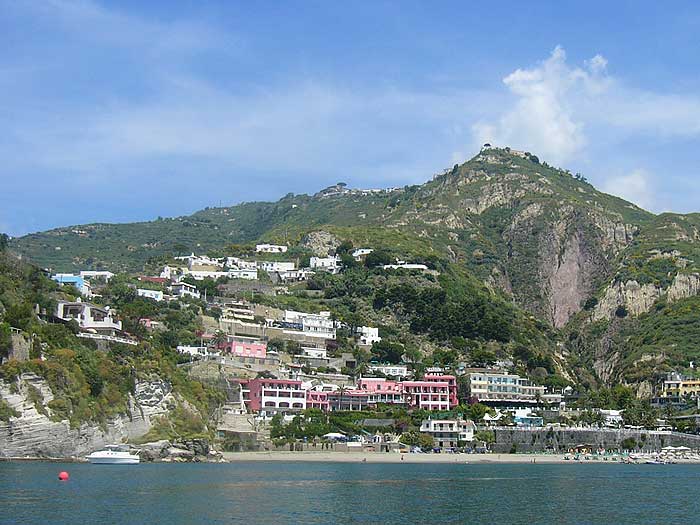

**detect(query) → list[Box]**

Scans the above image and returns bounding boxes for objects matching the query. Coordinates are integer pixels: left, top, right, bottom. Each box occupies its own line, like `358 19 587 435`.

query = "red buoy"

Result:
58 471 69 481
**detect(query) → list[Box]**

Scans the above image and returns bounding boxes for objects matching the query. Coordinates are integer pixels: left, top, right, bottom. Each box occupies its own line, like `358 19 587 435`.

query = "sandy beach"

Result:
222 451 576 464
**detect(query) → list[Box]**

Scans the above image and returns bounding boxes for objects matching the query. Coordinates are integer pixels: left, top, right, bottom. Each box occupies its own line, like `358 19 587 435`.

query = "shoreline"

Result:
222 451 599 464
5 451 700 465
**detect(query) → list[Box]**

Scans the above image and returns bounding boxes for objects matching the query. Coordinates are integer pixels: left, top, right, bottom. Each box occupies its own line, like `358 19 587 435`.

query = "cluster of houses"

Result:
160 245 371 285
51 270 115 298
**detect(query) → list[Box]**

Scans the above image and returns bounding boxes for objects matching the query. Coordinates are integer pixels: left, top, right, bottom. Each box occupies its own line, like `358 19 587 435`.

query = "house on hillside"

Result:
54 300 122 335
171 282 201 299
255 244 288 253
51 274 92 296
310 255 342 274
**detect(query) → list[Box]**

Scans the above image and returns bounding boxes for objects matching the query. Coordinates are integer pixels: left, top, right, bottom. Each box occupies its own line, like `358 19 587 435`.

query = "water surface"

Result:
1 461 697 524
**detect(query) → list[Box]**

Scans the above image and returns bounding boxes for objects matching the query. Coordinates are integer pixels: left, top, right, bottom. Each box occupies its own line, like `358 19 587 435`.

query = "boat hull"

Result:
87 456 140 464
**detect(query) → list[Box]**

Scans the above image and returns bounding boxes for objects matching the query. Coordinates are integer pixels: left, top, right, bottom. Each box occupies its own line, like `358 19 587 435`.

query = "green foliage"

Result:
474 430 495 444
0 322 11 360
400 430 434 449
0 397 19 421
621 437 637 450
370 340 404 364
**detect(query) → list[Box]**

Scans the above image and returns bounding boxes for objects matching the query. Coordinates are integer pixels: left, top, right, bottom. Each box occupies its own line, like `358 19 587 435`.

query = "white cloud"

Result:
601 169 655 210
472 46 610 165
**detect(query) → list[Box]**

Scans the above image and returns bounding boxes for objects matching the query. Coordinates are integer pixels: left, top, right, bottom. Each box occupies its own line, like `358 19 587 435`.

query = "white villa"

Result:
171 282 201 299
310 255 342 274
256 244 288 253
357 326 381 346
137 289 164 302
283 310 336 339
55 300 122 335
419 418 476 448
352 248 373 260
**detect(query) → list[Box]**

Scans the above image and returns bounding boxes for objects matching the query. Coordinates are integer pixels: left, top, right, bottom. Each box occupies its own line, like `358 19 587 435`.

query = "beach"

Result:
223 451 575 463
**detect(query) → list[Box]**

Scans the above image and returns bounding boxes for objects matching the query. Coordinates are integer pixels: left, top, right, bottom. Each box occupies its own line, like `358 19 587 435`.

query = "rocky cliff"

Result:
0 373 177 458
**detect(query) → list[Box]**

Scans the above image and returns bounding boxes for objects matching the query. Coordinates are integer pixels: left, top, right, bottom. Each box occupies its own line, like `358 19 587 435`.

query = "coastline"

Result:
222 451 583 464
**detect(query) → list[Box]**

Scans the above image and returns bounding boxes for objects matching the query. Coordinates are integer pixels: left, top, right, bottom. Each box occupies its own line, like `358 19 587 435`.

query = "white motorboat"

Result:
86 445 140 464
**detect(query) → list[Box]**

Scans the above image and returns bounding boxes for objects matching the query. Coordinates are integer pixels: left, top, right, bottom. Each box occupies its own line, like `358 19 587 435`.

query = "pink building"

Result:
306 390 329 411
422 373 459 407
241 378 306 412
402 380 454 411
226 339 267 359
357 378 406 405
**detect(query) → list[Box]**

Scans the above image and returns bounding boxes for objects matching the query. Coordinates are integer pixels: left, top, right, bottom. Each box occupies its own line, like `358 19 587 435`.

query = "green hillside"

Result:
10 147 700 389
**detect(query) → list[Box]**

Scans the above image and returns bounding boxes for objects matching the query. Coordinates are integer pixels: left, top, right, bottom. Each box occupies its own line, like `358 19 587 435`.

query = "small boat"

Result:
644 459 666 465
86 445 140 464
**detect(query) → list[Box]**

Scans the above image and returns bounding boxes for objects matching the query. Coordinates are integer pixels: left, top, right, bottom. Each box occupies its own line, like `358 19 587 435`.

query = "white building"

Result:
599 409 624 428
351 248 373 261
467 370 546 405
137 289 164 302
419 419 476 448
79 270 115 281
226 257 257 270
176 345 219 359
227 269 258 280
256 244 288 253
258 261 296 272
284 310 336 339
357 326 381 346
310 256 342 274
171 282 201 299
160 265 173 280
302 347 328 359
367 364 409 378
382 262 429 271
55 300 122 335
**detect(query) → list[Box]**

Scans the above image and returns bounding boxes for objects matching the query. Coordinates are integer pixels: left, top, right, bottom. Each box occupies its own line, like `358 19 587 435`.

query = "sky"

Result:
3 1 700 236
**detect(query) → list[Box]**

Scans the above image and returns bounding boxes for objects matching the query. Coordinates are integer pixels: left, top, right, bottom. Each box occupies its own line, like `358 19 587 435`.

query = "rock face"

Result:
8 333 30 362
593 272 700 321
0 373 176 458
300 231 340 257
593 280 662 321
504 207 616 328
138 438 224 463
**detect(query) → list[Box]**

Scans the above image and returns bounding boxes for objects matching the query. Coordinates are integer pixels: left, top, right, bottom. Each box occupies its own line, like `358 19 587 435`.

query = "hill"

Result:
10 146 700 389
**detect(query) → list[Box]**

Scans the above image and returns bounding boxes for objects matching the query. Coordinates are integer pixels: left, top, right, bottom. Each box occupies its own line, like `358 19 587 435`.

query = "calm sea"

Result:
1 461 698 524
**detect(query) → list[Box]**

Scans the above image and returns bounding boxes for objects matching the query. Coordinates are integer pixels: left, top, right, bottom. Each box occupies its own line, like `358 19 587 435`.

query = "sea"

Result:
1 461 698 524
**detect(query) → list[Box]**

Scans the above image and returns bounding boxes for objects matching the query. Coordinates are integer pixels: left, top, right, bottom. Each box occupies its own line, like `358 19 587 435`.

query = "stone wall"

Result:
490 427 700 453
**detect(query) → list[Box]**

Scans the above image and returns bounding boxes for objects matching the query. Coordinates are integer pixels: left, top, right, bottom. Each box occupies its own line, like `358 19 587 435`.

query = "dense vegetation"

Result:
0 249 221 434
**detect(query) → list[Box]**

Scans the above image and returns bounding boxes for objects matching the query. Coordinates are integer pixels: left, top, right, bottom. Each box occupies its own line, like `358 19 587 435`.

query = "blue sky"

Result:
3 1 700 236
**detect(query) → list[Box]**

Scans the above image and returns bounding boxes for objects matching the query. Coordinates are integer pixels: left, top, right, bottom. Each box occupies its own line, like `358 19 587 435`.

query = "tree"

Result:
364 249 394 268
467 402 492 422
0 233 8 251
400 430 434 450
474 430 495 444
0 322 12 360
371 340 404 364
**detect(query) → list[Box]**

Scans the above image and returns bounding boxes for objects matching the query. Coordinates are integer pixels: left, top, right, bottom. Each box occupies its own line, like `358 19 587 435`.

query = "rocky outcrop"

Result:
8 333 30 362
138 438 225 463
0 373 176 458
593 272 700 321
667 273 700 302
300 231 340 256
593 280 662 321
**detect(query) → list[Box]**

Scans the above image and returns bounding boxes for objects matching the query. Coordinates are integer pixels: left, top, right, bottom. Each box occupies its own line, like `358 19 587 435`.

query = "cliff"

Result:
0 373 178 458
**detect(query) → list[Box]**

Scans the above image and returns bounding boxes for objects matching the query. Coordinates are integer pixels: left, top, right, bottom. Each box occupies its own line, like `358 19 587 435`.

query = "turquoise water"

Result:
1 461 699 524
